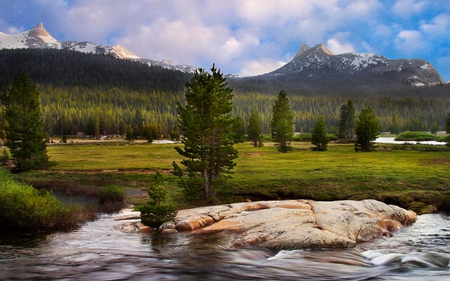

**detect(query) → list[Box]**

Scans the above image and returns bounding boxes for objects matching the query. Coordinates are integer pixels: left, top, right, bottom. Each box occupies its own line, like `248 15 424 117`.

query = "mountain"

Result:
0 23 197 73
253 43 445 88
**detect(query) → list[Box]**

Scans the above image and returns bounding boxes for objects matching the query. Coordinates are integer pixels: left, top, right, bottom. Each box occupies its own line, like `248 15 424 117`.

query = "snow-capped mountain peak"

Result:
111 44 140 60
294 43 311 58
0 22 61 49
0 23 197 73
29 22 52 37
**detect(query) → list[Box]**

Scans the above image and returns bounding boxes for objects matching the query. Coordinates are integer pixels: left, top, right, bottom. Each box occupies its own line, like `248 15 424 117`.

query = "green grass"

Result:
0 168 96 232
14 141 450 214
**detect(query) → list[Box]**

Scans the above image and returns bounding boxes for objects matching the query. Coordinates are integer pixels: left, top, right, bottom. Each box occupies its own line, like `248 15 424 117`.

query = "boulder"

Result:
158 199 417 250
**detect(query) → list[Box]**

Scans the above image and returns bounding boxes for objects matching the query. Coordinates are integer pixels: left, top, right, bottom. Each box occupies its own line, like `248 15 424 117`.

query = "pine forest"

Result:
0 49 449 138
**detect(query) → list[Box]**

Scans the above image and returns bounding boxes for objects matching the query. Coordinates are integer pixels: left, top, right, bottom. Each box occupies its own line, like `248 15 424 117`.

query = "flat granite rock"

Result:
148 199 416 250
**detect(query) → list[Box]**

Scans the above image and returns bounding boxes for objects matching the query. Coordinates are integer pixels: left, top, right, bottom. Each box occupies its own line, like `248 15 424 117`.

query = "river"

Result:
0 210 449 280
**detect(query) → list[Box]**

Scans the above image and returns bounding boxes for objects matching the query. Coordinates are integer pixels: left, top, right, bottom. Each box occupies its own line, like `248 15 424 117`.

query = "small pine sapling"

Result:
139 171 178 229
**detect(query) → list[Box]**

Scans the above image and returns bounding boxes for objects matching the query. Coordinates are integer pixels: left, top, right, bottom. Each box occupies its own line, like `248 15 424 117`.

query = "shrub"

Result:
395 131 436 141
295 133 312 142
98 185 125 213
139 172 177 229
0 168 88 231
98 185 125 204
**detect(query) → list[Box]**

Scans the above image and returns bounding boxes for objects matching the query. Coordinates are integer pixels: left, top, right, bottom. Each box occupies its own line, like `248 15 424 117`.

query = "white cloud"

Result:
394 30 426 55
238 59 285 77
392 0 428 18
420 13 450 36
326 38 355 54
361 41 376 53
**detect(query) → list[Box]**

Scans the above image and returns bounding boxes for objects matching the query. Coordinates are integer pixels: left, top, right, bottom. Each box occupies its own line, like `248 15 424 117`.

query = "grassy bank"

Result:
14 141 450 214
0 168 96 232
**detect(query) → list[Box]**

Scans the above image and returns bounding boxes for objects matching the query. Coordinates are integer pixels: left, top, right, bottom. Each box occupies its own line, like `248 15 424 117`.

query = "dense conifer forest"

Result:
0 49 449 138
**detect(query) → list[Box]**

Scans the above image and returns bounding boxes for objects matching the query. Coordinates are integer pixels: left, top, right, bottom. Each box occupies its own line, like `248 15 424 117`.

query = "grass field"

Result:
14 140 450 214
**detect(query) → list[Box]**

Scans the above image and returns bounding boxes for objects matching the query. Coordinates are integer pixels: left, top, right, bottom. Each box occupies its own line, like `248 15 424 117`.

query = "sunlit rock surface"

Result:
121 199 417 250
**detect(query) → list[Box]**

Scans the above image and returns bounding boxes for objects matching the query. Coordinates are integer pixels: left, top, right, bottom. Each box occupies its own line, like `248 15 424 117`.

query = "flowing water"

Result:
1 212 449 280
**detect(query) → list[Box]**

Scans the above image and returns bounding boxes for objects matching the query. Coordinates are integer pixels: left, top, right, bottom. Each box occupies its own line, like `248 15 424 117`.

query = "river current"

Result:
1 211 449 280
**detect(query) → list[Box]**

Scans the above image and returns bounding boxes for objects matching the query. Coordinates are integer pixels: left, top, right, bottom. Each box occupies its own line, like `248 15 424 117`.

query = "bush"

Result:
395 131 436 141
139 172 177 229
98 185 125 204
295 133 312 142
0 168 89 231
326 134 339 141
98 185 125 213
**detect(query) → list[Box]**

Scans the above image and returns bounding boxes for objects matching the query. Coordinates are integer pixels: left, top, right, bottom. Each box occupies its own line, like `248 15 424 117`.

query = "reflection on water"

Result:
0 212 449 280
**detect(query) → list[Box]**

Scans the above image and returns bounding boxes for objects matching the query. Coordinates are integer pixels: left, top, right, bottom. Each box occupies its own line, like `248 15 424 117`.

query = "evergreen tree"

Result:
139 171 178 229
270 90 294 153
0 73 53 172
430 121 440 135
172 65 238 202
311 117 328 151
142 124 153 143
125 125 134 142
248 107 263 147
445 113 450 134
231 117 246 144
355 107 380 152
338 99 356 139
389 112 401 135
169 125 180 141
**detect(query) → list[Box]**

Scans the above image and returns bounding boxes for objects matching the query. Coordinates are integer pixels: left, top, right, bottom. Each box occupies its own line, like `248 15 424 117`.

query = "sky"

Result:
0 0 449 81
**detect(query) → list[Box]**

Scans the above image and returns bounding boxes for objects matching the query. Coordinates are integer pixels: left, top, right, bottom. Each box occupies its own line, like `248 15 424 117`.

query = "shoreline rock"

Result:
121 199 417 250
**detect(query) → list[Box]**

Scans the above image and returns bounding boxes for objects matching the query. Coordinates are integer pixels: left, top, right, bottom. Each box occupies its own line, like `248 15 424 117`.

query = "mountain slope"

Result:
0 23 196 73
255 43 445 88
0 49 192 92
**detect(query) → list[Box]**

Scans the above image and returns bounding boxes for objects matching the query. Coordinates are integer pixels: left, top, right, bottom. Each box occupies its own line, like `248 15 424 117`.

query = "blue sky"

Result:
0 0 449 81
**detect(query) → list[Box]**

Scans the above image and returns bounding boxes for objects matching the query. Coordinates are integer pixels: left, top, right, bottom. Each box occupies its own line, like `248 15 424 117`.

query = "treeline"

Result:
0 49 449 137
35 86 450 137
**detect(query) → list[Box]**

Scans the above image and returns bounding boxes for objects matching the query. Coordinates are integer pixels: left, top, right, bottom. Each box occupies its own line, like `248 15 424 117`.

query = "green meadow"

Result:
15 140 450 214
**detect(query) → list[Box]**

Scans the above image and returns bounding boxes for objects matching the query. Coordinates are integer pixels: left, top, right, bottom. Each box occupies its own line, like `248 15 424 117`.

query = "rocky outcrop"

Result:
115 199 417 250
156 199 417 250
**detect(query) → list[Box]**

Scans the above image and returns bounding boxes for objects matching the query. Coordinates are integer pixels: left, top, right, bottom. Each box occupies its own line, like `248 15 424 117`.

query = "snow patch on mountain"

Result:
349 53 385 70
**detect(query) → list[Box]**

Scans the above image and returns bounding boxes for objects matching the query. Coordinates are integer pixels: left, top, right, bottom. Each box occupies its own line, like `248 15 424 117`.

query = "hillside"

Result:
0 49 191 92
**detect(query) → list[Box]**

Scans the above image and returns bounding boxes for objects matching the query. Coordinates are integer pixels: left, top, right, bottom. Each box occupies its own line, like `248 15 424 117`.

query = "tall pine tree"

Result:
248 107 263 147
311 116 328 151
172 65 238 202
338 99 356 139
354 107 380 152
0 73 52 172
270 90 294 153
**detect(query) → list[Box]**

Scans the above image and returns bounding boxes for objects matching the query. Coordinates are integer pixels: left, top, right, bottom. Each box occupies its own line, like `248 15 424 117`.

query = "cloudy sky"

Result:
1 0 449 80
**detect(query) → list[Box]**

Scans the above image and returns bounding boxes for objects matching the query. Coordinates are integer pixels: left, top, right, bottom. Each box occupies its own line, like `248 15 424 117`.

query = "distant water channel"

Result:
374 137 444 146
1 211 449 280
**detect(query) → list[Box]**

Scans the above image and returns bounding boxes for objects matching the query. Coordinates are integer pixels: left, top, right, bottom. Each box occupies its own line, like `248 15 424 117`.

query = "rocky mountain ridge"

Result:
0 23 446 88
0 23 197 73
257 43 445 87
